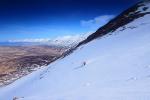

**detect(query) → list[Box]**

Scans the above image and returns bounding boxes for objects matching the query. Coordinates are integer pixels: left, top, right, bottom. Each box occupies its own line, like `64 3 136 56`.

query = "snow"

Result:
0 2 150 100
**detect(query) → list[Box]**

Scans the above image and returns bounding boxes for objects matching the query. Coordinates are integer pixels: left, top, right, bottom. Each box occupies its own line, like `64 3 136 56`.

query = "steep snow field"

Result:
0 2 150 100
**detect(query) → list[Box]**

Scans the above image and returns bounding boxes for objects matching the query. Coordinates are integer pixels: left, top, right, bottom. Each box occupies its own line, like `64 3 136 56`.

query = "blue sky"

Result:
0 0 139 41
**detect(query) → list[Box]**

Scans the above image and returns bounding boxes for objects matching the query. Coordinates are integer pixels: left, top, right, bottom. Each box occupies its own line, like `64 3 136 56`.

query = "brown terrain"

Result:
0 45 66 86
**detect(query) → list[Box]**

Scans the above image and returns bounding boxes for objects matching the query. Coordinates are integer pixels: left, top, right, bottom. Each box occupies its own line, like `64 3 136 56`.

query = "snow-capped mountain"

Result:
48 35 87 47
0 0 150 100
6 35 87 47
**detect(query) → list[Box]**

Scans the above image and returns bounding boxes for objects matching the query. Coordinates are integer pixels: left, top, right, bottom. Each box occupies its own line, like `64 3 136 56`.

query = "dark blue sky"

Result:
0 0 139 41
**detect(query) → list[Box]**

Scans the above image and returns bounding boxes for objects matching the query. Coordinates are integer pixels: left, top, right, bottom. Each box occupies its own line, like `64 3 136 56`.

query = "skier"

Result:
74 61 86 70
83 61 86 66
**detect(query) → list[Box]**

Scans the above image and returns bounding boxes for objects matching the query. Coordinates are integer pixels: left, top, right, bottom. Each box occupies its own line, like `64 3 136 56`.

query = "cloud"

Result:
81 15 115 30
8 33 90 43
7 32 94 47
8 38 50 43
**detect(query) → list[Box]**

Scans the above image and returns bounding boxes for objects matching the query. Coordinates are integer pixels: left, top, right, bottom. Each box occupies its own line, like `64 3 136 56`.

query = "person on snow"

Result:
83 61 86 66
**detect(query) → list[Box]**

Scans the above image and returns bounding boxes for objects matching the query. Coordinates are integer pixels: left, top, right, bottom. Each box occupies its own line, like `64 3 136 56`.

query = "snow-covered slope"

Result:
0 1 150 100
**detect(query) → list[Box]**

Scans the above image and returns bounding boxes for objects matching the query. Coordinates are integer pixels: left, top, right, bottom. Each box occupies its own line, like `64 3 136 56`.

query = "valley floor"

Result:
0 46 64 86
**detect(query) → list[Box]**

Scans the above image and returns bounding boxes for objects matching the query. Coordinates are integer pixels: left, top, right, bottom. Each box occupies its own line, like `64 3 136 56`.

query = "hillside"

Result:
0 0 150 100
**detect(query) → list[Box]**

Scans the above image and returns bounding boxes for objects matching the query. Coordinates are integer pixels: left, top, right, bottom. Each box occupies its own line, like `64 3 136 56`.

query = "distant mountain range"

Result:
0 35 87 47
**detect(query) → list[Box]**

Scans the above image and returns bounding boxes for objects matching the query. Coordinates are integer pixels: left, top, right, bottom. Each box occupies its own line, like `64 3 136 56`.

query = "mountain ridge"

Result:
62 0 150 58
77 0 150 47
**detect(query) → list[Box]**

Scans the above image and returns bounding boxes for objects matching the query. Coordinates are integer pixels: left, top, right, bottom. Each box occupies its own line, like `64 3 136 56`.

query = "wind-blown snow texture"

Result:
0 1 150 100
